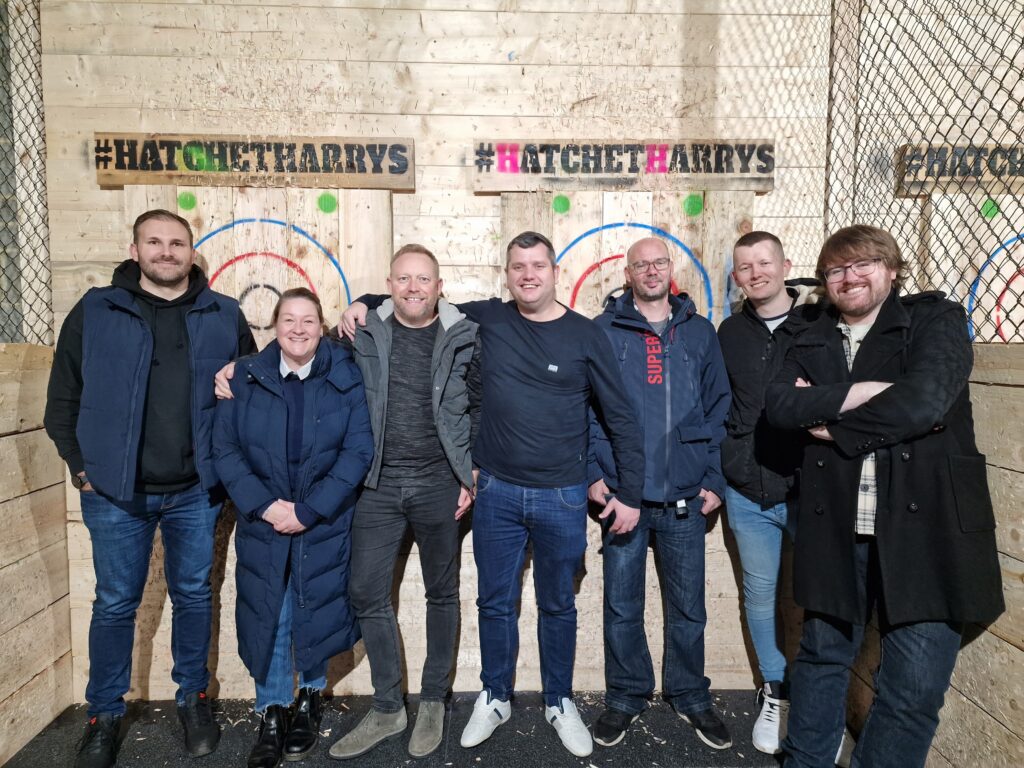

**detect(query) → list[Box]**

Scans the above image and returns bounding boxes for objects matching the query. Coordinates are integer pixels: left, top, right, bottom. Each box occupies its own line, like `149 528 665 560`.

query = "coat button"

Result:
901 451 911 461
908 503 919 513
815 504 824 515
816 459 825 468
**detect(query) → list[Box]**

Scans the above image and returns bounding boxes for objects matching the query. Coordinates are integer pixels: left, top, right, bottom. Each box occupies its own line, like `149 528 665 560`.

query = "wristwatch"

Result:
71 472 89 490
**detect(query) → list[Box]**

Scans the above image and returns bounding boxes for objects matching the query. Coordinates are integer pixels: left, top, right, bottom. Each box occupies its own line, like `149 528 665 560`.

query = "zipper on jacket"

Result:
121 316 152 500
662 329 673 503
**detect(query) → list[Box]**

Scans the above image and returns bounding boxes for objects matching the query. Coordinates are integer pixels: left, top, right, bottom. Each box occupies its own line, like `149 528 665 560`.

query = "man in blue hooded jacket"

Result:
588 236 732 751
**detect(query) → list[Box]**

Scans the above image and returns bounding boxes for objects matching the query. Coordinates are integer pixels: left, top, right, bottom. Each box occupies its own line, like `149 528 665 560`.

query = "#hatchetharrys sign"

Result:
470 140 775 193
94 133 416 190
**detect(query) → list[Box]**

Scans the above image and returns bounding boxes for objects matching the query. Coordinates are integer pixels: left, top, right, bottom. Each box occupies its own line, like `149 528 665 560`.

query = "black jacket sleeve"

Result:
586 328 644 507
44 300 87 474
467 332 483 451
236 309 258 356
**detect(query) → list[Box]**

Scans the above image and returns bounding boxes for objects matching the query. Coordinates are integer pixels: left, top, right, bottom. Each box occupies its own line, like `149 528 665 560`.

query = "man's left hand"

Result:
698 489 722 516
600 496 640 535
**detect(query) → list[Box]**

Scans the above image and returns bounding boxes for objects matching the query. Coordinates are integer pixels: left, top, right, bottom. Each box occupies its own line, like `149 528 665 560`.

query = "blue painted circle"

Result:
194 218 352 304
556 222 714 321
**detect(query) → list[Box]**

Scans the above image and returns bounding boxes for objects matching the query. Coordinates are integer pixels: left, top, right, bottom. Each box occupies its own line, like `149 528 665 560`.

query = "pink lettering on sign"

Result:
646 144 668 173
497 143 520 173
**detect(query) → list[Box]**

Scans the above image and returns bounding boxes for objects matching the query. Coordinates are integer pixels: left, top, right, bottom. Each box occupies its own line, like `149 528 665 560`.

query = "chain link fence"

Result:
824 0 1024 342
1 0 51 345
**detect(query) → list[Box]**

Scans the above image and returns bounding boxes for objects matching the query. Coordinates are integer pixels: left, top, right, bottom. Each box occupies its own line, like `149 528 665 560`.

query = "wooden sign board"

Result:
896 142 1024 197
470 140 775 193
94 133 415 191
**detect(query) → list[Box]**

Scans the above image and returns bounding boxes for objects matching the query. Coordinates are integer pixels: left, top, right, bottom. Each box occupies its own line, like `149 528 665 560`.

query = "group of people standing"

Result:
46 208 1003 768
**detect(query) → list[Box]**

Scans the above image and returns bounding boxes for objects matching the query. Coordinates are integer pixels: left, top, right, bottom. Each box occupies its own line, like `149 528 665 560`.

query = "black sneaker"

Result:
592 708 639 747
678 707 732 750
74 714 125 768
178 690 221 756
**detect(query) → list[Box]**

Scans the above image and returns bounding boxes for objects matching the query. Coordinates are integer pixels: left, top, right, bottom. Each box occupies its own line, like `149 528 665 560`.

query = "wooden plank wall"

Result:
0 345 72 764
848 345 1024 767
41 0 831 705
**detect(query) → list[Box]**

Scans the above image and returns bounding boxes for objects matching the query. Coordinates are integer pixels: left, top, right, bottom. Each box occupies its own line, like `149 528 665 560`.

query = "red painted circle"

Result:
995 268 1024 342
207 251 317 293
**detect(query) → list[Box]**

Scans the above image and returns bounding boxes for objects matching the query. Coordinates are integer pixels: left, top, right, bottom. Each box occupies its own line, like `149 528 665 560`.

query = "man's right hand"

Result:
588 478 610 505
340 301 370 341
77 472 94 492
214 361 237 400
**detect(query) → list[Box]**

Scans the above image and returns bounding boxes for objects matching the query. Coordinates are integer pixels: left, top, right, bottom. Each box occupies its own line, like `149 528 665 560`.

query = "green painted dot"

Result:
981 199 1000 220
683 194 704 217
552 194 571 214
177 191 197 211
317 192 338 214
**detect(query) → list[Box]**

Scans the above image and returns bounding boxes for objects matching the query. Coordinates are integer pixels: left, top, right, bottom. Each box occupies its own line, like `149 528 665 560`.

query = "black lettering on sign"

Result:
714 144 734 174
561 144 581 173
987 148 1007 177
273 143 298 173
539 144 558 174
950 146 971 177
581 144 602 173
669 144 689 173
298 143 321 173
115 139 138 171
756 144 775 173
691 143 713 173
604 144 623 173
736 144 756 173
158 140 181 170
967 147 987 177
926 146 948 177
624 144 643 174
1009 148 1023 176
521 144 542 174
388 144 409 175
139 140 163 171
253 143 271 172
902 147 924 178
321 144 344 173
229 142 250 172
344 144 367 173
366 144 388 173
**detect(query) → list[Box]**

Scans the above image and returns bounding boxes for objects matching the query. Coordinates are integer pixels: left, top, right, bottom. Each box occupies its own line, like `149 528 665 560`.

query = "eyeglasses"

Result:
823 258 883 284
627 257 671 274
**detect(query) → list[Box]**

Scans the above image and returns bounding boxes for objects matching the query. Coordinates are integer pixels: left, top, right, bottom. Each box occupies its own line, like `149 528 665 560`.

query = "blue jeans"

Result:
784 540 962 768
472 470 588 707
724 486 794 684
80 484 221 716
603 497 711 716
254 578 326 712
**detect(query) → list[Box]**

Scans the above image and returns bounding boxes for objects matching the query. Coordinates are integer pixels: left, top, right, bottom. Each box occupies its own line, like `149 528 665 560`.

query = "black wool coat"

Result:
765 291 1004 626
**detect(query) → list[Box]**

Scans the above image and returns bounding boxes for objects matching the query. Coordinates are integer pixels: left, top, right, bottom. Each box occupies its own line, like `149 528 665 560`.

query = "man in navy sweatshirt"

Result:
587 237 732 752
340 231 644 758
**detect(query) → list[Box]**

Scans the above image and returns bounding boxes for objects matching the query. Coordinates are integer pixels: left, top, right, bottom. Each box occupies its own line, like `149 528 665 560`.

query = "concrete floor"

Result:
8 691 787 768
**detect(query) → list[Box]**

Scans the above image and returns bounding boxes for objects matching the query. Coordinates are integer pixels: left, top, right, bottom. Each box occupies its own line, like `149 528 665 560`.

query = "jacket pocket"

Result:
949 454 996 532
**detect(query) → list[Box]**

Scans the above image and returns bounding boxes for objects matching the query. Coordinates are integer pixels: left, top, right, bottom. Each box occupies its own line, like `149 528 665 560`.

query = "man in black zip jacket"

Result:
45 209 256 768
716 232 821 756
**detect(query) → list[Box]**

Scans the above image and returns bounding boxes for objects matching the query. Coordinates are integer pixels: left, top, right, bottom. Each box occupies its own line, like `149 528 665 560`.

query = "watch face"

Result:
72 474 86 489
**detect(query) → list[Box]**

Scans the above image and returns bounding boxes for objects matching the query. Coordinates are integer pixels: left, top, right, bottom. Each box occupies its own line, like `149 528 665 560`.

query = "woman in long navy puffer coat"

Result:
214 288 373 768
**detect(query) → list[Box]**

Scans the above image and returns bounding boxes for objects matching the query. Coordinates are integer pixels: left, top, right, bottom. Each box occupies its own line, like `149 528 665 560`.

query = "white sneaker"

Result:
835 726 855 768
752 682 790 755
460 691 510 748
545 697 593 757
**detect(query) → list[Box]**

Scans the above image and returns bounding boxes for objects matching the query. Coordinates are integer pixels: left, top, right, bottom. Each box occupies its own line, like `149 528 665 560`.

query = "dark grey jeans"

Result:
349 480 462 712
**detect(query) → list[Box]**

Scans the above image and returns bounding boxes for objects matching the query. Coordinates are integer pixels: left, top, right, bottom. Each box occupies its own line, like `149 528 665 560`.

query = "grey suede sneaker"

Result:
408 700 446 758
328 707 408 760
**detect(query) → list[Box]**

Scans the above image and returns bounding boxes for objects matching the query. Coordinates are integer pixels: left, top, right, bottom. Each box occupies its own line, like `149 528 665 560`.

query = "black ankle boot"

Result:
74 714 126 768
283 687 322 761
248 705 288 768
